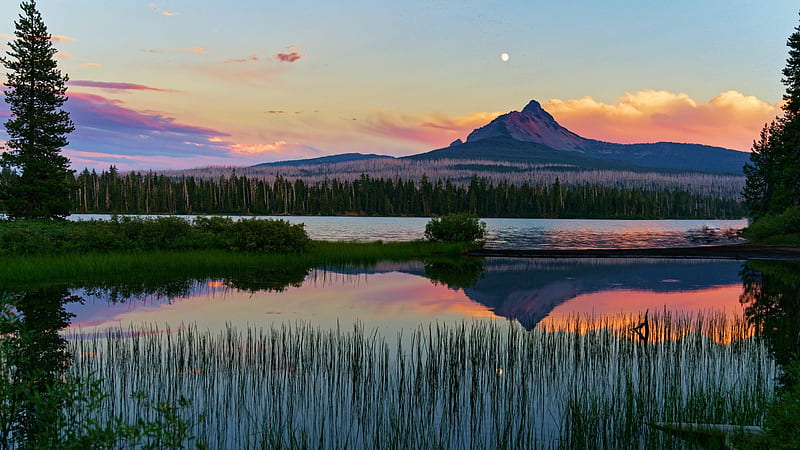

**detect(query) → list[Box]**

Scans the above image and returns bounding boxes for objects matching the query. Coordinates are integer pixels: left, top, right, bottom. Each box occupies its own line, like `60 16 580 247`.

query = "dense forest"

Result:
67 169 746 219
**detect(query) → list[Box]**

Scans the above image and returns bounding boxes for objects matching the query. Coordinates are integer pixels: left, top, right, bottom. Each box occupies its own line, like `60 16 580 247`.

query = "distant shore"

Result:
467 243 800 261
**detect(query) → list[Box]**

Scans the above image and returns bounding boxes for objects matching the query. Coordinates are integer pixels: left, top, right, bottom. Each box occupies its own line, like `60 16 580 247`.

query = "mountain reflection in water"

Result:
61 257 746 334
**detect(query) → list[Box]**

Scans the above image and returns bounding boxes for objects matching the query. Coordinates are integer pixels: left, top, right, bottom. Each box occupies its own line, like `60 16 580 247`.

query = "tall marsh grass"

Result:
67 311 776 449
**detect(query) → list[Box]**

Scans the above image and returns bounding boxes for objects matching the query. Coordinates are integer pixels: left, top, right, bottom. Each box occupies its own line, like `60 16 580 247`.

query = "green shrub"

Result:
227 218 310 253
424 213 486 243
0 216 311 255
744 207 800 244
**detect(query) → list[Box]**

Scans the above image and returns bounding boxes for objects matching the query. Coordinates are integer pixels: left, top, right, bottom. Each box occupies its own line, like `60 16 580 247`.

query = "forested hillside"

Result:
68 169 746 219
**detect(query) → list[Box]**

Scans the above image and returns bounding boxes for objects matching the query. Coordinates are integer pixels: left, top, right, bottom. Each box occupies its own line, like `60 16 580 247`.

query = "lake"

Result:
5 216 794 449
66 257 749 335
68 214 749 248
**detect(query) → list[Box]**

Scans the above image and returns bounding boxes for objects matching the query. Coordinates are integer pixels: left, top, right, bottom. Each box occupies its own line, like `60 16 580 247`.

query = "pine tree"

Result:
1 0 75 219
743 15 800 217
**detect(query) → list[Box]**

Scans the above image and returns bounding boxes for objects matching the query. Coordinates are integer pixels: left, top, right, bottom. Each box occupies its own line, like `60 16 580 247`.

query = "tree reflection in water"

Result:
740 261 800 371
739 260 800 447
0 288 78 447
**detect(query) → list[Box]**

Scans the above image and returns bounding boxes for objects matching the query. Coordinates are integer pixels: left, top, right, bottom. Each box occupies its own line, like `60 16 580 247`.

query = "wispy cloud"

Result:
0 91 236 169
543 90 781 151
266 110 287 114
69 80 178 93
1 33 75 44
179 46 207 54
229 141 324 160
148 3 178 17
81 63 102 68
56 52 74 60
50 35 76 43
222 54 260 64
359 110 503 147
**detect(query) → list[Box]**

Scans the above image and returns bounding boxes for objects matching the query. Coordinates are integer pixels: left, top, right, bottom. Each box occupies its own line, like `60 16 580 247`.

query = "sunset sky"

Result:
0 1 796 170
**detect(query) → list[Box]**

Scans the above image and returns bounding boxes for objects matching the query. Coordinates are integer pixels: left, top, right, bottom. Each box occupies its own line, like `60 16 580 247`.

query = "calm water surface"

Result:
65 257 749 335
68 214 748 249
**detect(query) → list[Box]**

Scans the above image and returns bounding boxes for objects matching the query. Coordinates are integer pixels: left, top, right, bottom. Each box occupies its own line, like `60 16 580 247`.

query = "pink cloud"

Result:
359 110 502 147
66 92 227 141
276 52 302 62
69 80 178 93
229 141 324 160
56 52 74 60
81 62 102 68
162 11 178 17
543 90 781 151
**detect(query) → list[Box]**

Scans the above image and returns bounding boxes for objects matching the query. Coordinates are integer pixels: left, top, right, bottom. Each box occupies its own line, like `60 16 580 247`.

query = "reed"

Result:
66 311 776 449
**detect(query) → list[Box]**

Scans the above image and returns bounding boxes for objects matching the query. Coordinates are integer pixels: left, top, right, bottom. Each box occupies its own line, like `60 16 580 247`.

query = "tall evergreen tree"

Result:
0 0 75 219
743 15 800 217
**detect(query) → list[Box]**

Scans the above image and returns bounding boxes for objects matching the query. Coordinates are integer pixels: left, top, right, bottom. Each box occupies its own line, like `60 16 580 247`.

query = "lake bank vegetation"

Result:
742 206 800 245
0 215 311 255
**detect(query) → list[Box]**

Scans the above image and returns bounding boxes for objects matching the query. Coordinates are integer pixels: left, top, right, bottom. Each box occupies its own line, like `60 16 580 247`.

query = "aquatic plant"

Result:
66 312 776 449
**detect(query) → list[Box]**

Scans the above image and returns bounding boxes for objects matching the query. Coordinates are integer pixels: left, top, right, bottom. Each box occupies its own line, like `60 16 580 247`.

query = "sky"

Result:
0 0 797 171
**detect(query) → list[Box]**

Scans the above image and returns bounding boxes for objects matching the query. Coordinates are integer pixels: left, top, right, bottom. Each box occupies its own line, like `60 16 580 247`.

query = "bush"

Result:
743 207 800 244
424 213 486 243
226 218 310 253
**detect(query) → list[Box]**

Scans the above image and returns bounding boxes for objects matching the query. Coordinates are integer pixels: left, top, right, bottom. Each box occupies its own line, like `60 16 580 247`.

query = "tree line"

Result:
68 169 746 219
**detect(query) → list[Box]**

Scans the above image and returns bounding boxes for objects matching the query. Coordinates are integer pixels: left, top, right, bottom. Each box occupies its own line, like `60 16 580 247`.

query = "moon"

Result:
500 52 509 62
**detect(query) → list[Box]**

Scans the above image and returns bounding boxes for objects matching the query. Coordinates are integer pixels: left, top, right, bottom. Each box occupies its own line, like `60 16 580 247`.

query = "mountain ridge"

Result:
409 100 749 175
249 99 749 175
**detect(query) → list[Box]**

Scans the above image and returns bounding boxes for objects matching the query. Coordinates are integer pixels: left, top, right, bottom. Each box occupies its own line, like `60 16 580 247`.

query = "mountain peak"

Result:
521 99 544 114
465 100 589 151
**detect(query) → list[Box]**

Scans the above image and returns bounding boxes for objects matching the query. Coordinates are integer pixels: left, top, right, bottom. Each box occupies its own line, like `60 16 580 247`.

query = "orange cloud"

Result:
162 11 178 16
81 63 102 68
56 52 74 60
360 110 502 147
180 46 207 54
229 141 324 160
543 90 781 151
50 35 76 43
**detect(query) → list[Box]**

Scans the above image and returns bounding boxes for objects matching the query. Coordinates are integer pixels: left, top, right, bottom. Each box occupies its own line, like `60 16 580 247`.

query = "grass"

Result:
66 312 776 449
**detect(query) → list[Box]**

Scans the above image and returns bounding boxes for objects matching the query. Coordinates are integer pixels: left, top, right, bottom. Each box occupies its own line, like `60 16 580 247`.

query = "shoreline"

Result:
467 243 800 261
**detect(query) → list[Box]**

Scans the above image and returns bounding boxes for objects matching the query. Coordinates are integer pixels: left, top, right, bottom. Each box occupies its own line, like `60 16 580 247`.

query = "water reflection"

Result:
739 260 800 368
51 257 756 337
0 288 78 447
